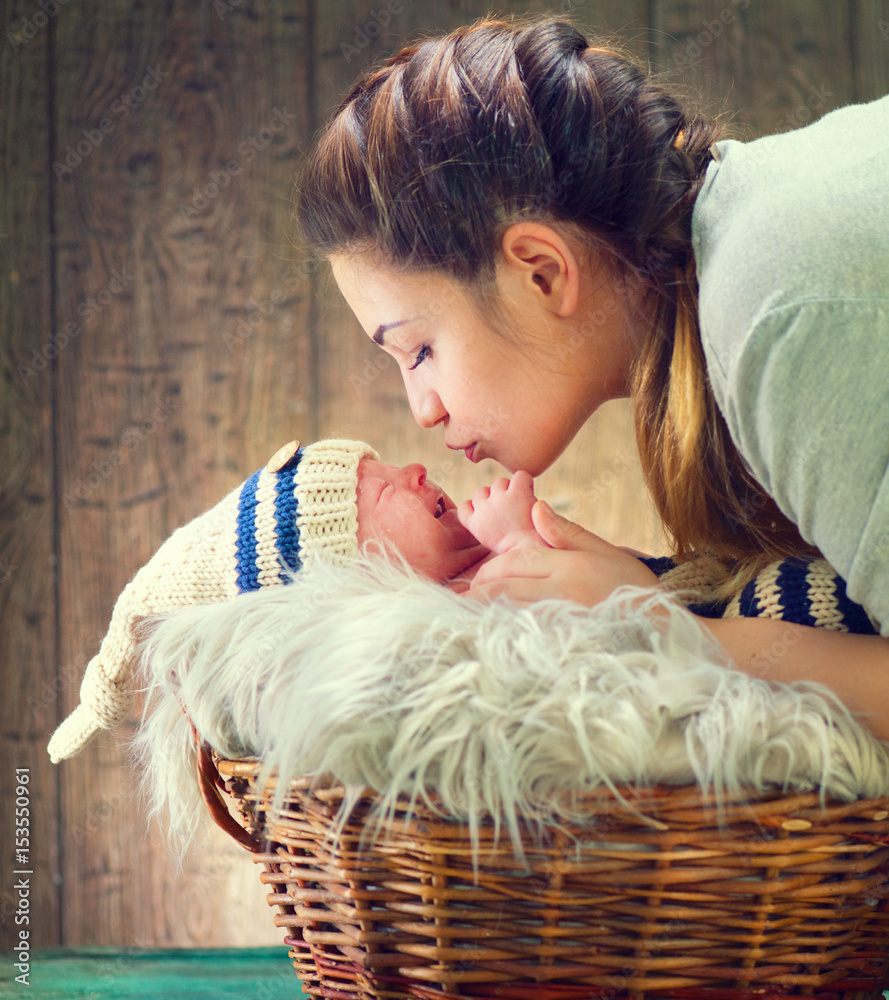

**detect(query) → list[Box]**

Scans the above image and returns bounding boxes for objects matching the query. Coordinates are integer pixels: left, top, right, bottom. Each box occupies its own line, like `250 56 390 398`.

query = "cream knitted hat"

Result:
47 438 379 763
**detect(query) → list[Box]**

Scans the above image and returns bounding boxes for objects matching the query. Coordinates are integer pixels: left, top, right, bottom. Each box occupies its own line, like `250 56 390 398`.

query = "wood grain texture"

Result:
651 0 857 136
51 0 310 946
0 0 61 952
854 0 889 100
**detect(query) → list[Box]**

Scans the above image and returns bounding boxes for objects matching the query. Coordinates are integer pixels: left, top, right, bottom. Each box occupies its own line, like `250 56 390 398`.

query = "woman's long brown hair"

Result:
294 16 817 578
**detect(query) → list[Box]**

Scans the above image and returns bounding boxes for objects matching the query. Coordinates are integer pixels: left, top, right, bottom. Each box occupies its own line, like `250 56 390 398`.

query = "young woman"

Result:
293 17 889 736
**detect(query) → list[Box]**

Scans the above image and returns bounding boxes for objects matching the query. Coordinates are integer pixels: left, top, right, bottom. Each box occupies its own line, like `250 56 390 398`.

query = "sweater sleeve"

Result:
720 297 889 634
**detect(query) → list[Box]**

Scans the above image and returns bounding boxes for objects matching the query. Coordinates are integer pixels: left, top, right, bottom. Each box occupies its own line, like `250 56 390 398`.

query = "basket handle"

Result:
184 710 265 853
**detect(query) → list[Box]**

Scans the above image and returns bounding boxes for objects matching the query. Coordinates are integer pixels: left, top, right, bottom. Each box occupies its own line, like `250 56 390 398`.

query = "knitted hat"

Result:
47 438 379 763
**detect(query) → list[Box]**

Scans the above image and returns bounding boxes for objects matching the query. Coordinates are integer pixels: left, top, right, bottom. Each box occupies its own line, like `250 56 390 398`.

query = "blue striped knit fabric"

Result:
236 458 302 594
236 470 262 594
639 555 878 635
273 462 301 583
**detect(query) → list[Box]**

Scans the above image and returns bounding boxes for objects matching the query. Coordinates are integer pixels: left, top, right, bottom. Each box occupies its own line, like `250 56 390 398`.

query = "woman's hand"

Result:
465 500 658 606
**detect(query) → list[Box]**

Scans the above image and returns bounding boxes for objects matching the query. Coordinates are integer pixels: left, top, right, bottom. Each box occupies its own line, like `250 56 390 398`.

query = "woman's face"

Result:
331 251 638 476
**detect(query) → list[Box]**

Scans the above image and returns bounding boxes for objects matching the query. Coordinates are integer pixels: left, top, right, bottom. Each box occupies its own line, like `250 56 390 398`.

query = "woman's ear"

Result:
499 222 582 317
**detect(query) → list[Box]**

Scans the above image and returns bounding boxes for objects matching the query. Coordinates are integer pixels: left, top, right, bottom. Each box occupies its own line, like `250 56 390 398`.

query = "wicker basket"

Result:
198 746 889 1000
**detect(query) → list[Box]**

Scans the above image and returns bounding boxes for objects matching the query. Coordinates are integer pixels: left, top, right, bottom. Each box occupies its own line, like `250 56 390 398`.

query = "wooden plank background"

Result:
1 0 887 951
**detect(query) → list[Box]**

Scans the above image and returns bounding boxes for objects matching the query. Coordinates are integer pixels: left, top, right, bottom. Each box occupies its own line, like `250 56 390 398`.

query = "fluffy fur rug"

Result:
132 557 889 859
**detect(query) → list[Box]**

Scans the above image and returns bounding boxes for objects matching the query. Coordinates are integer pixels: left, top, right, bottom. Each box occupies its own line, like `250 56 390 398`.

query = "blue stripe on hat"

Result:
274 454 302 582
235 469 262 593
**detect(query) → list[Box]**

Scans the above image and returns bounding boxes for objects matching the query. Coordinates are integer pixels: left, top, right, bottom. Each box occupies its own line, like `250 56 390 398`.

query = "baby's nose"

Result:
399 463 427 490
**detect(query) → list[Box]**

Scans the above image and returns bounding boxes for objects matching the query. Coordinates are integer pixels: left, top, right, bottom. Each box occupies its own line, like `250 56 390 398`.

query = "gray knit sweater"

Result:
692 94 889 633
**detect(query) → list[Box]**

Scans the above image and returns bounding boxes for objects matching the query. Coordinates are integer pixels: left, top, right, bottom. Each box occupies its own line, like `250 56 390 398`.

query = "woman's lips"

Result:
447 441 483 463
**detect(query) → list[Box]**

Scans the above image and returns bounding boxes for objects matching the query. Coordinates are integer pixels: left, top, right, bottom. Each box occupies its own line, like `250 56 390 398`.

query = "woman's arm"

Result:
468 500 889 740
702 615 889 740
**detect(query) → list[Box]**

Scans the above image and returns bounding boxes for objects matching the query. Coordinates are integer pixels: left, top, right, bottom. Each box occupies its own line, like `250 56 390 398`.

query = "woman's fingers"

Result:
463 576 555 606
468 545 556 588
531 500 609 553
464 514 660 608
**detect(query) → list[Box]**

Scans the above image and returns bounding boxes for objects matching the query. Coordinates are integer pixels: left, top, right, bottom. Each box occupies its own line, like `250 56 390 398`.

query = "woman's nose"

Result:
408 383 447 429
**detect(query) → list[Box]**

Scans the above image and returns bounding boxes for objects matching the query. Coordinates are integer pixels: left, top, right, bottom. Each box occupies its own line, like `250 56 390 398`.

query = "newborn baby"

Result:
357 464 543 588
47 439 543 763
355 457 486 584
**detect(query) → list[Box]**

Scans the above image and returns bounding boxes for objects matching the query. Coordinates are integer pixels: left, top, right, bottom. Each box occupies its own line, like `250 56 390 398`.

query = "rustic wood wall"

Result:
2 0 887 951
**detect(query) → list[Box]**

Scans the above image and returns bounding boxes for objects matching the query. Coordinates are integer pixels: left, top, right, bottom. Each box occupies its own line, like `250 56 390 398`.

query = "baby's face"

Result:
355 459 489 582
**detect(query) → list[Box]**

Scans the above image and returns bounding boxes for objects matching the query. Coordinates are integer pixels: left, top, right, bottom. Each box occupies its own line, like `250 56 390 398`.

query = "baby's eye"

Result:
408 344 431 371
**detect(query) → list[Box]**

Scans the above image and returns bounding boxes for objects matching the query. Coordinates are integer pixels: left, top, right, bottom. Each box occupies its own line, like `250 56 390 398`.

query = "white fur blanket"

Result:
133 558 889 858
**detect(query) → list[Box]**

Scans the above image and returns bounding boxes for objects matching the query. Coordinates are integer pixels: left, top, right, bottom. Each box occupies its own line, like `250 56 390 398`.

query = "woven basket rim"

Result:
213 753 889 854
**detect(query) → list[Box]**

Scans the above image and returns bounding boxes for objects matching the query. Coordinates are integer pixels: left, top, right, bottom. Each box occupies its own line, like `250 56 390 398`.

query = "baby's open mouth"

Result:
434 496 446 518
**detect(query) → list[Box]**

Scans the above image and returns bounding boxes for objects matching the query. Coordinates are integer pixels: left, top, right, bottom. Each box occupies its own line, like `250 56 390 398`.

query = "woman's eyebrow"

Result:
373 320 411 346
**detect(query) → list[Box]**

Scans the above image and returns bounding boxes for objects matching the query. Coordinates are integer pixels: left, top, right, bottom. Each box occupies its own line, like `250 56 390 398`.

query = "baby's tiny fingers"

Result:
472 485 492 504
490 477 511 494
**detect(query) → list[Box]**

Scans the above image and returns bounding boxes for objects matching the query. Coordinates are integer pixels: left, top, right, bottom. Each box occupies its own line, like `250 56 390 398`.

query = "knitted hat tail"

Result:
45 438 380 764
47 706 104 764
47 652 136 762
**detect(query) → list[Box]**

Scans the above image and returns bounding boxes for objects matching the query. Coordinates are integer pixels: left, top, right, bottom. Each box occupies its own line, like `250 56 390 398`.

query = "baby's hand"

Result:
457 471 544 555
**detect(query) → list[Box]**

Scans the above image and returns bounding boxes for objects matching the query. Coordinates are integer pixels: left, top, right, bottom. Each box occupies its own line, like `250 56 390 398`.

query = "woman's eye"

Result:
408 345 431 371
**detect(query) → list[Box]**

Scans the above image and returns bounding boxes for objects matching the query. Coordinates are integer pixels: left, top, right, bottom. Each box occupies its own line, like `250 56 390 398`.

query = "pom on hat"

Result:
47 438 379 763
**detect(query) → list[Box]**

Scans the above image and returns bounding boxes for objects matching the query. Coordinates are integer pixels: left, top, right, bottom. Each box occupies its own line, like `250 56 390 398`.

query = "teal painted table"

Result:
5 952 888 999
1 947 308 999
